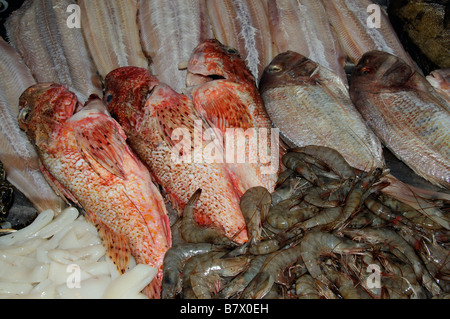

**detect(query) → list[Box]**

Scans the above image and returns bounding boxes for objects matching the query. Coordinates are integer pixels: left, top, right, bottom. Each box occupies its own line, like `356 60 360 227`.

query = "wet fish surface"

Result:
259 51 384 172
5 0 103 102
350 50 450 189
186 39 279 192
104 66 248 244
18 85 171 298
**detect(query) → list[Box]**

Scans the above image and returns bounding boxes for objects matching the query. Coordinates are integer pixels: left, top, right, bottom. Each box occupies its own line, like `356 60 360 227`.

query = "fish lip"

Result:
185 68 227 87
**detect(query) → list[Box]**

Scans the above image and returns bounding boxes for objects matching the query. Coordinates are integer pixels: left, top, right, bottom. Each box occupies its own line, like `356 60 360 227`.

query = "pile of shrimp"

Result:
163 146 450 299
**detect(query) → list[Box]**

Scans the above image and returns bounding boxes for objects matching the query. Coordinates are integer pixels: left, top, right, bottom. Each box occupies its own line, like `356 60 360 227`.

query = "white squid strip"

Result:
102 264 157 299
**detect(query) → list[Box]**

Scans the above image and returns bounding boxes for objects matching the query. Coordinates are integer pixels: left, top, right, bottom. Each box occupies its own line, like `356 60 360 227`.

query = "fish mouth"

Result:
185 70 227 87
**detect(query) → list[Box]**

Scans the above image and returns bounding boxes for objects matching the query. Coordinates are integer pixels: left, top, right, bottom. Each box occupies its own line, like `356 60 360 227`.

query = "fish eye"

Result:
104 92 113 104
268 65 283 73
19 106 32 123
361 67 375 75
226 47 239 55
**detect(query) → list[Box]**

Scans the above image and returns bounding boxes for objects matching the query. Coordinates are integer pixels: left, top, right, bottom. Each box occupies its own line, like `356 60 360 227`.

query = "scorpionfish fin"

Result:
40 163 80 206
73 113 128 180
89 216 132 274
192 80 254 132
148 84 208 151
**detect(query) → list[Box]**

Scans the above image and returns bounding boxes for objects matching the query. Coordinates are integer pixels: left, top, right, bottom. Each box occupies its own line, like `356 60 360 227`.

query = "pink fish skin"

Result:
186 39 281 193
18 84 171 298
104 66 248 244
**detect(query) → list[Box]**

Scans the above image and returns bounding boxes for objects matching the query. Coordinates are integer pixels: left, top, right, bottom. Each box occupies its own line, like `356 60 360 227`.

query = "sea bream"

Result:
259 51 385 172
18 85 171 298
350 51 450 189
104 67 248 245
186 39 279 193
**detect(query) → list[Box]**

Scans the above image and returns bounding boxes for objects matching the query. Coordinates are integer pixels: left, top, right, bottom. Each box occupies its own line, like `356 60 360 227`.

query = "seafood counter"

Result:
0 0 449 299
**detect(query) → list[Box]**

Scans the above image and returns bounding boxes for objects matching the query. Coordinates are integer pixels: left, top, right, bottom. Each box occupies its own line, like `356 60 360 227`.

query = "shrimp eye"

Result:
268 64 283 73
226 47 239 55
104 92 113 104
19 106 32 123
361 67 375 75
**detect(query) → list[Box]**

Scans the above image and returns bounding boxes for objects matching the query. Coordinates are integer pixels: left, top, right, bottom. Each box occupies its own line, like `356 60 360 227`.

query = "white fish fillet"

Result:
0 38 64 213
268 0 348 85
321 0 418 71
5 0 102 102
207 0 276 82
138 0 214 93
79 0 149 79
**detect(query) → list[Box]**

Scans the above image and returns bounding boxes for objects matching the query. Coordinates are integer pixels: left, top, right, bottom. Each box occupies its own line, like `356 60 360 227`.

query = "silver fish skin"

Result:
79 0 149 79
138 0 214 93
321 0 419 72
350 51 450 189
206 0 276 82
5 0 103 102
259 51 384 172
268 0 348 86
0 38 64 213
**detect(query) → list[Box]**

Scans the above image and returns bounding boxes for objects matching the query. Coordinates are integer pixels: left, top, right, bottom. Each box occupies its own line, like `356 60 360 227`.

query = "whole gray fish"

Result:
268 0 348 85
350 50 450 189
138 0 213 93
259 51 384 172
0 37 64 213
78 0 149 79
5 0 102 102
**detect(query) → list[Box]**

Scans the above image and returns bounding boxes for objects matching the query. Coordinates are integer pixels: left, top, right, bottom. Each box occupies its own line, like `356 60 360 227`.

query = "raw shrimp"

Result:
282 152 325 188
342 228 442 296
182 250 227 298
241 244 304 299
219 254 268 299
303 186 342 208
364 196 430 235
295 274 321 299
161 243 216 299
377 193 444 230
239 186 271 243
267 202 319 230
190 255 252 299
299 207 342 230
300 230 368 279
416 238 450 283
248 238 281 255
347 207 386 229
322 265 372 299
325 168 385 231
271 175 308 206
180 189 237 246
292 146 356 179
